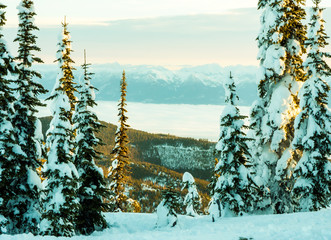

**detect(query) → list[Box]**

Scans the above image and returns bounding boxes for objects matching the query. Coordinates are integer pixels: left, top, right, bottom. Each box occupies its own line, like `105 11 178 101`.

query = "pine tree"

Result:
0 2 25 234
209 73 255 218
252 0 307 214
108 70 131 212
73 51 109 235
8 0 47 234
182 172 201 217
291 0 331 212
54 17 76 122
40 19 79 237
156 182 179 228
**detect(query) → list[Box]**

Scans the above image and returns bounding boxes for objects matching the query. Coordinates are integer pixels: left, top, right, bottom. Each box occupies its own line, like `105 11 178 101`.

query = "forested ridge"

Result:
40 116 213 213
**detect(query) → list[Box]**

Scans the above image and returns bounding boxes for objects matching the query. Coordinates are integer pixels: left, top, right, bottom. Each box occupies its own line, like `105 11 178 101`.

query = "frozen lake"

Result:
37 101 251 141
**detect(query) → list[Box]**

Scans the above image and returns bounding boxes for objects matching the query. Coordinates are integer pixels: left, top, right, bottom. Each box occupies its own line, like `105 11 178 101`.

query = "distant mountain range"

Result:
36 63 259 106
36 63 331 106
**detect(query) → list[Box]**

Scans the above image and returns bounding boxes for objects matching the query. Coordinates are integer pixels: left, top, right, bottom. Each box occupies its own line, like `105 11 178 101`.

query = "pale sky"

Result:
4 0 331 26
2 0 331 67
5 0 260 25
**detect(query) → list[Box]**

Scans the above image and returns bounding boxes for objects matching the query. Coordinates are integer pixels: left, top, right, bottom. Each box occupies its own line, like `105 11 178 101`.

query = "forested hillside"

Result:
40 117 214 213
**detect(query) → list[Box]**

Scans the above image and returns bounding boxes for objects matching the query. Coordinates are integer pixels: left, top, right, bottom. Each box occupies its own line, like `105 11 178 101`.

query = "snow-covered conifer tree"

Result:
291 0 331 212
73 51 109 235
0 2 25 234
209 73 254 218
40 19 79 237
54 17 76 122
108 70 131 212
8 0 47 234
182 172 201 217
156 182 179 228
252 0 307 214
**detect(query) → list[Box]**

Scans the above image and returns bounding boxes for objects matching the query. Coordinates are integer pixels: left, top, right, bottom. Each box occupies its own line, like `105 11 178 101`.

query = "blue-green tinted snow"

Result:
1 209 331 239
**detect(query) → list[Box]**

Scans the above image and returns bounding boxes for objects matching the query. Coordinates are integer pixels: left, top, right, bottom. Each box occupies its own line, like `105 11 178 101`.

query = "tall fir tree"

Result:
209 73 255 219
8 0 47 234
54 17 76 122
40 19 79 237
251 0 307 214
73 51 109 235
108 70 131 212
291 0 331 212
0 2 25 234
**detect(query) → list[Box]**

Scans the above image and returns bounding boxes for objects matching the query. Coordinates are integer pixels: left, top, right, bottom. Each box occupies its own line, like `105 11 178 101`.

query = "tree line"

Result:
208 0 331 220
0 0 330 236
159 0 330 227
0 0 125 237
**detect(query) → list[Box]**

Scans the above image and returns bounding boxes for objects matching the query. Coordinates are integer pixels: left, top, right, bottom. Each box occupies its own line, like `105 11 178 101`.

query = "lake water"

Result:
37 101 251 141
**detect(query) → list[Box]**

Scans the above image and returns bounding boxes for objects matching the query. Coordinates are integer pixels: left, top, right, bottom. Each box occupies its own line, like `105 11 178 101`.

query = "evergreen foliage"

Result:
53 17 76 122
108 70 131 212
73 51 109 235
210 73 255 218
156 182 179 228
8 0 47 234
0 2 25 234
182 172 201 217
253 0 307 214
291 0 331 212
40 19 79 237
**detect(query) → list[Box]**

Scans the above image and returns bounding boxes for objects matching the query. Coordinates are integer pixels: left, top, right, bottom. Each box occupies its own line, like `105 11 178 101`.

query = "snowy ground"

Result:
37 101 251 141
3 209 331 239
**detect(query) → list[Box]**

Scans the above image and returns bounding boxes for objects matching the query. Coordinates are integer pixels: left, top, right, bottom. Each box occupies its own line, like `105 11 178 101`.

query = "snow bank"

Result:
1 209 331 239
